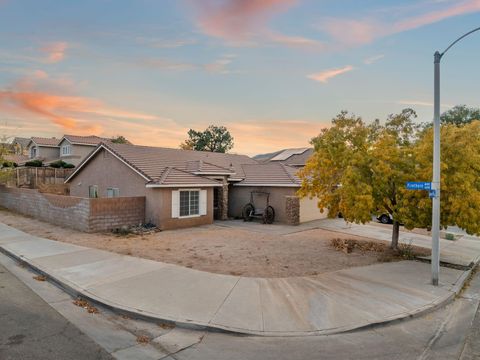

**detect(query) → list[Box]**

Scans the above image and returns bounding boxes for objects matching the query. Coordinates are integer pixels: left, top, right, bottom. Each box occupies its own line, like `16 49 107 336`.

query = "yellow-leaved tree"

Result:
300 111 480 249
299 109 420 249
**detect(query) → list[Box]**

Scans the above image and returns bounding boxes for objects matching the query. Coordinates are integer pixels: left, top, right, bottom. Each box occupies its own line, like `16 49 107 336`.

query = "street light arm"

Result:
441 26 480 58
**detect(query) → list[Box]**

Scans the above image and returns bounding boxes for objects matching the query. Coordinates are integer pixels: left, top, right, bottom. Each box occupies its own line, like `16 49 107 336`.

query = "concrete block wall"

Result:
0 186 145 232
89 197 145 231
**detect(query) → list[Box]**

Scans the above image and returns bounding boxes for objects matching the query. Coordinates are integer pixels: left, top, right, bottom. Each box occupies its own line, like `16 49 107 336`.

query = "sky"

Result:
0 0 479 156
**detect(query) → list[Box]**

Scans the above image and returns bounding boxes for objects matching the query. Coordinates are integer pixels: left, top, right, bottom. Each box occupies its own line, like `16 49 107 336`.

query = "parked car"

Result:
377 213 393 224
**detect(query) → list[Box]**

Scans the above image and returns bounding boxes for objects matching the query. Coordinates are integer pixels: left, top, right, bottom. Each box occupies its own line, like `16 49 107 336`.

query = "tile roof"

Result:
3 154 28 165
102 142 256 181
151 167 221 187
236 163 301 187
256 148 314 167
185 160 234 174
12 137 31 147
30 137 60 147
62 135 110 146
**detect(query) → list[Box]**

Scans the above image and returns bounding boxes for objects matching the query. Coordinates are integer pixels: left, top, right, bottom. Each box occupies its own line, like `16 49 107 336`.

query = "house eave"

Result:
233 183 300 187
146 183 222 188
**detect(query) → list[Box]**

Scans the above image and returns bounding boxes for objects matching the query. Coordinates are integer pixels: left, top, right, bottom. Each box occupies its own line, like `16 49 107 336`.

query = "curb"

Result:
0 245 476 338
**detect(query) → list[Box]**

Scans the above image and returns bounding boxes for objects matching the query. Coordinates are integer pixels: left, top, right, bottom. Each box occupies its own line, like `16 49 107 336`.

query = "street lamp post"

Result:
432 26 480 286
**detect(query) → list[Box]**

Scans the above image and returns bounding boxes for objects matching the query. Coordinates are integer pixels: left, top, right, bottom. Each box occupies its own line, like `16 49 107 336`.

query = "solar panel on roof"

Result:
270 148 309 161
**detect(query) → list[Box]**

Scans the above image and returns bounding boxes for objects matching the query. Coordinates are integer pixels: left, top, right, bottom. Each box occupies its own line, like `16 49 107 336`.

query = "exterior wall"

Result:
59 139 96 166
69 148 148 199
299 197 328 223
0 186 144 232
68 148 215 229
152 187 214 230
229 186 297 223
37 146 60 161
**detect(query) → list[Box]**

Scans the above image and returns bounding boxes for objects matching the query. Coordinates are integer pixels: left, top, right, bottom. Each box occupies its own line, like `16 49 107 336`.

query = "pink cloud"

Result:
0 74 158 134
190 0 296 41
307 65 354 83
320 0 480 47
188 0 321 49
41 42 68 63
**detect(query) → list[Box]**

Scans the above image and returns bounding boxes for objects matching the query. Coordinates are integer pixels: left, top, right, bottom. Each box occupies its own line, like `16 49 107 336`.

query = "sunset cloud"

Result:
307 65 354 83
187 0 321 49
319 0 480 47
0 74 159 134
41 42 69 63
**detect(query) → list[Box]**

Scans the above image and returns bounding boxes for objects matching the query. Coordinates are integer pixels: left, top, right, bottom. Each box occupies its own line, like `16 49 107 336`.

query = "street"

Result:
0 263 112 360
1 254 479 360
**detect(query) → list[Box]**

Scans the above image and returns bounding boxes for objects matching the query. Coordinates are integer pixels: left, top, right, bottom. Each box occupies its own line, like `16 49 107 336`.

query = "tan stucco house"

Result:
65 142 325 230
26 135 109 166
26 137 60 162
65 142 257 230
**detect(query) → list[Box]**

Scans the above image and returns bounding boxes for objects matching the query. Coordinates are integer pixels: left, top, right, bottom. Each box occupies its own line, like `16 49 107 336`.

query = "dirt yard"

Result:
0 208 427 278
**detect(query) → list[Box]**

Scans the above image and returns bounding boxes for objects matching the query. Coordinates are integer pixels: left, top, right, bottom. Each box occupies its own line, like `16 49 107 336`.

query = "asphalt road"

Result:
0 263 112 360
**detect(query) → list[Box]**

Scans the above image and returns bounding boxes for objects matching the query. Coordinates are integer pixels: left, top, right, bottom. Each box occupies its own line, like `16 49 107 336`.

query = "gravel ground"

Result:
0 208 408 278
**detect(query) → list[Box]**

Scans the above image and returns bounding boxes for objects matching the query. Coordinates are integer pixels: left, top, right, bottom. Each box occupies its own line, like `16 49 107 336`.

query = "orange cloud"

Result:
0 74 159 134
320 0 480 47
307 65 354 83
41 42 68 63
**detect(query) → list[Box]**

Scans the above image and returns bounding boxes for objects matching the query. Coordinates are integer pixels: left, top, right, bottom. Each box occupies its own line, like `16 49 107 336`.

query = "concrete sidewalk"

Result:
0 223 476 337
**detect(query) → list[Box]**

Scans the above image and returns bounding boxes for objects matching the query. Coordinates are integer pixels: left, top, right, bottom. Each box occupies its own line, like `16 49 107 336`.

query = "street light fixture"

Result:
432 26 480 286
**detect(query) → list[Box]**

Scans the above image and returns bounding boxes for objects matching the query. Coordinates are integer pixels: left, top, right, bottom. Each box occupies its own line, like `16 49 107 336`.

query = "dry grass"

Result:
0 207 430 278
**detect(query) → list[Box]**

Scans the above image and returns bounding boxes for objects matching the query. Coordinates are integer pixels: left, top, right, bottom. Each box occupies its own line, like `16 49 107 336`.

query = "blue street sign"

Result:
406 182 432 190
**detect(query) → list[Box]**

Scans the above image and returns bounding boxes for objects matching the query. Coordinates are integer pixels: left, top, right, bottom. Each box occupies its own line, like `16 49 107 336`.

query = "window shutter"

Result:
199 190 207 216
171 190 180 218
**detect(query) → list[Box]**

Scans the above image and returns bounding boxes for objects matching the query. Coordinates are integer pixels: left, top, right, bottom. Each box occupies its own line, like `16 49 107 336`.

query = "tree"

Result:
411 121 480 235
111 135 131 144
298 109 420 249
440 105 480 126
180 125 234 153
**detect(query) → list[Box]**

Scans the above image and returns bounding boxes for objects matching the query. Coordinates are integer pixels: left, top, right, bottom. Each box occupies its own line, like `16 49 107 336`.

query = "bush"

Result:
50 160 75 169
25 160 43 167
2 161 17 168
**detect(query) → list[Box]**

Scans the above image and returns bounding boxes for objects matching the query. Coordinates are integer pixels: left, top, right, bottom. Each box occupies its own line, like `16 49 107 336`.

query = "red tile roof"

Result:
235 163 301 187
62 135 110 146
30 137 60 147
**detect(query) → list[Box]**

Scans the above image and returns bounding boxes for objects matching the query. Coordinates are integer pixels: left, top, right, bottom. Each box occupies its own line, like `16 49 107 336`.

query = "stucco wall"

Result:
37 146 60 161
228 186 297 223
59 140 96 166
68 148 215 229
0 186 145 232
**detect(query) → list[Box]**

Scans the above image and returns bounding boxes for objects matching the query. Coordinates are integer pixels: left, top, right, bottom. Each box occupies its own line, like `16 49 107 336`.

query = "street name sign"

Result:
406 182 432 190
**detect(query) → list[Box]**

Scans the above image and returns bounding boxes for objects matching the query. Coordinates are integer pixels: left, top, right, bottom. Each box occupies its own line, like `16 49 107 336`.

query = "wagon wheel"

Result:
262 206 275 224
242 203 254 222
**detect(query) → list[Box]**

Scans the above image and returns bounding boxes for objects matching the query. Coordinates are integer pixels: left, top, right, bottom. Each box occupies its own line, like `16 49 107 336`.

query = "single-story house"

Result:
65 142 257 230
65 142 325 230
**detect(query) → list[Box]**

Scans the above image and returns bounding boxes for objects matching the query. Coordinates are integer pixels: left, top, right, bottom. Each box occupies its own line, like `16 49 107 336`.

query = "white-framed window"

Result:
106 188 120 198
61 144 71 156
89 185 98 198
171 189 207 218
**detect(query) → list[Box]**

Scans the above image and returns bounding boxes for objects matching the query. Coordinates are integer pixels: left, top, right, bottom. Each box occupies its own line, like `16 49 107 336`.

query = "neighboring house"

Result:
254 147 314 167
66 142 257 230
57 135 110 166
229 163 327 223
26 137 60 163
12 137 31 155
2 154 28 166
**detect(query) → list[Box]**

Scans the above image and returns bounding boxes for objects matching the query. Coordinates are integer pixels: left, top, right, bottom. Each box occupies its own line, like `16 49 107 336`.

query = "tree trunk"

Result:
391 220 400 250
